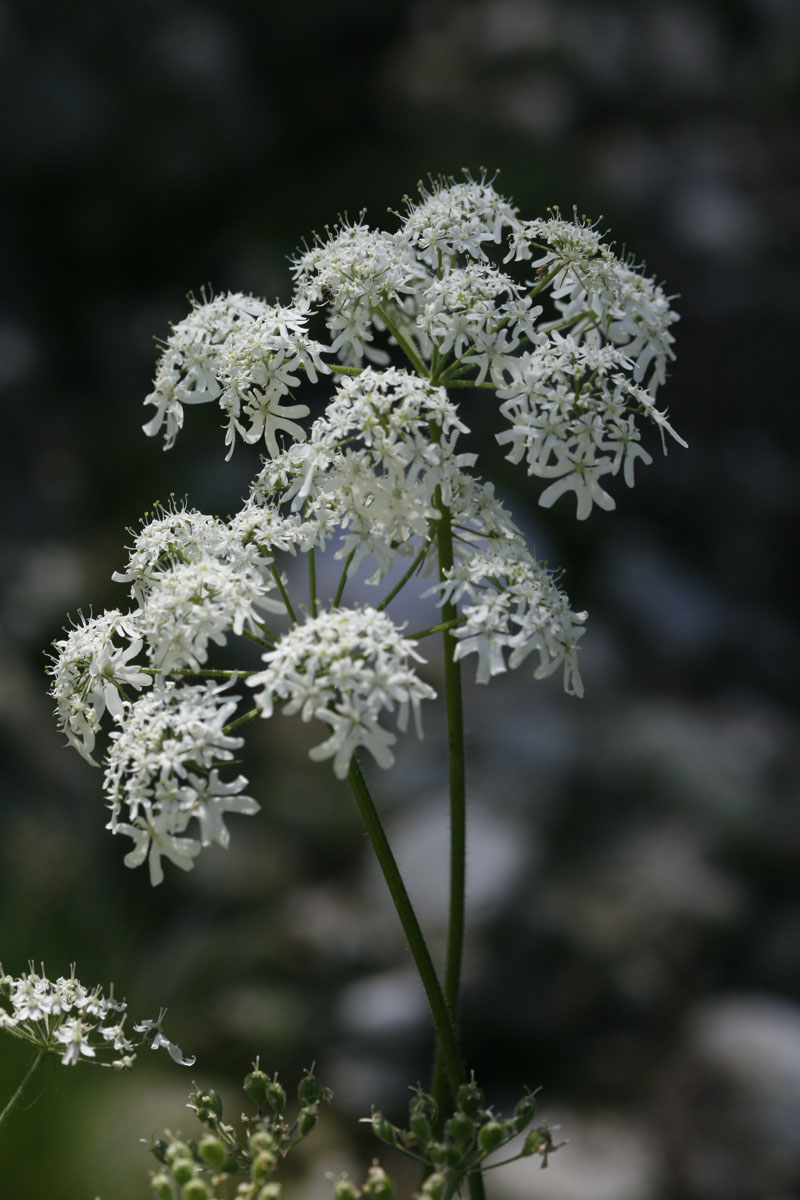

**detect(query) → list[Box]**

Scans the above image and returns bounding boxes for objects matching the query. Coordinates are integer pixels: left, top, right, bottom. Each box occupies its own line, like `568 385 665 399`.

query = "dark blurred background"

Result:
1 1 799 1197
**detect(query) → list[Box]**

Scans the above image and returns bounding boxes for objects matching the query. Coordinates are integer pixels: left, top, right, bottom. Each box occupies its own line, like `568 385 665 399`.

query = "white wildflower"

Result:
0 964 191 1070
248 606 436 779
47 610 151 762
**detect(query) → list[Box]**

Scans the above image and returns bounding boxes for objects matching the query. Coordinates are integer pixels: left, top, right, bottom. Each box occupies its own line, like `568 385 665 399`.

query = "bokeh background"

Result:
1 1 799 1197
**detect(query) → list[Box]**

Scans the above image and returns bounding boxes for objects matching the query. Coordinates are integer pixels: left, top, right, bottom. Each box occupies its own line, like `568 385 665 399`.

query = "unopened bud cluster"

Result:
364 1075 563 1196
149 1063 330 1200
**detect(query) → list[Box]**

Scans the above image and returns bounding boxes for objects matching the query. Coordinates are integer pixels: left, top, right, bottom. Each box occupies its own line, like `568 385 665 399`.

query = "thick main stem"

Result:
0 1050 46 1131
429 483 468 1117
346 757 464 1100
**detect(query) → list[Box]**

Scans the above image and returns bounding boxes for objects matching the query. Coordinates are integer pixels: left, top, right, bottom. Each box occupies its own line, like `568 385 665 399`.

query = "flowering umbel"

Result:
48 172 682 886
0 964 194 1069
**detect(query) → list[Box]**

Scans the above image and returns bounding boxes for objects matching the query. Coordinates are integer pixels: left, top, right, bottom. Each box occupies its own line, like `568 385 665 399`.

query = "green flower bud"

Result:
197 1135 227 1169
165 1141 192 1165
521 1128 548 1157
298 1105 318 1137
252 1150 277 1182
445 1113 475 1145
409 1111 432 1144
456 1078 483 1117
265 1079 286 1113
409 1090 438 1125
255 1185 282 1200
249 1130 277 1155
427 1141 446 1165
333 1178 360 1200
183 1181 210 1200
420 1172 446 1200
150 1173 173 1200
478 1121 505 1155
371 1112 396 1146
171 1157 195 1186
192 1089 224 1123
513 1092 537 1132
363 1164 394 1199
151 1140 170 1165
297 1071 321 1105
244 1067 271 1109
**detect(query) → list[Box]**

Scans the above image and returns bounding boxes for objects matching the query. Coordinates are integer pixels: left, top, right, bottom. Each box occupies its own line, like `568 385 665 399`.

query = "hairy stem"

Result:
0 1050 46 1131
346 756 464 1099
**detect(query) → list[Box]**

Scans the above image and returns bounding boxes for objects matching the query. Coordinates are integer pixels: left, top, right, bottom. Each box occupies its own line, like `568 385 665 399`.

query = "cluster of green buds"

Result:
149 1061 330 1200
366 1076 564 1198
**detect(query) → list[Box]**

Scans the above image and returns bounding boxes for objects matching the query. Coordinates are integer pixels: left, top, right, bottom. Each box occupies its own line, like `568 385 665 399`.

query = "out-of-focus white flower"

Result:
0 965 192 1070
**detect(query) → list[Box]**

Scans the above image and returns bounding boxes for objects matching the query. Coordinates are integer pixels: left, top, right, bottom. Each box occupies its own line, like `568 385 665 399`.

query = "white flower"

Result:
292 216 426 366
400 172 521 265
144 292 325 454
133 1010 196 1066
137 557 282 672
47 610 151 761
112 501 231 605
248 606 436 779
495 335 685 518
0 965 191 1070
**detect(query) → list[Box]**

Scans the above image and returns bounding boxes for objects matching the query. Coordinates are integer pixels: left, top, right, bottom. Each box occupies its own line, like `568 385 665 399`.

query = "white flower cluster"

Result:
248 606 436 779
434 473 588 694
47 502 278 883
0 964 193 1069
50 173 681 885
143 291 329 457
251 367 474 583
104 681 258 886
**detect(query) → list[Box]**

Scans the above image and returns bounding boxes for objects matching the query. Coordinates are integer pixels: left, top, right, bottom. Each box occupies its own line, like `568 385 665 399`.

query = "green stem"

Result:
0 1050 46 1131
333 547 357 609
270 564 297 624
346 757 463 1100
376 544 431 613
223 706 261 735
408 617 465 641
376 304 429 378
431 481 468 1097
328 364 364 376
308 548 318 619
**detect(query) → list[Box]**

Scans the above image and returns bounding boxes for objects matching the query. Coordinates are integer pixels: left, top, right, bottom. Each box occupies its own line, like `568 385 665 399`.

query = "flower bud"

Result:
150 1173 173 1200
333 1178 360 1200
255 1185 282 1200
363 1164 394 1199
171 1157 195 1186
370 1112 395 1146
456 1079 483 1117
244 1067 271 1109
409 1111 432 1144
165 1141 192 1165
478 1121 505 1155
298 1105 318 1137
513 1092 536 1132
420 1172 445 1200
251 1150 277 1182
197 1135 226 1168
193 1089 224 1123
183 1181 211 1200
445 1113 474 1145
297 1071 321 1105
249 1130 277 1155
521 1128 548 1157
